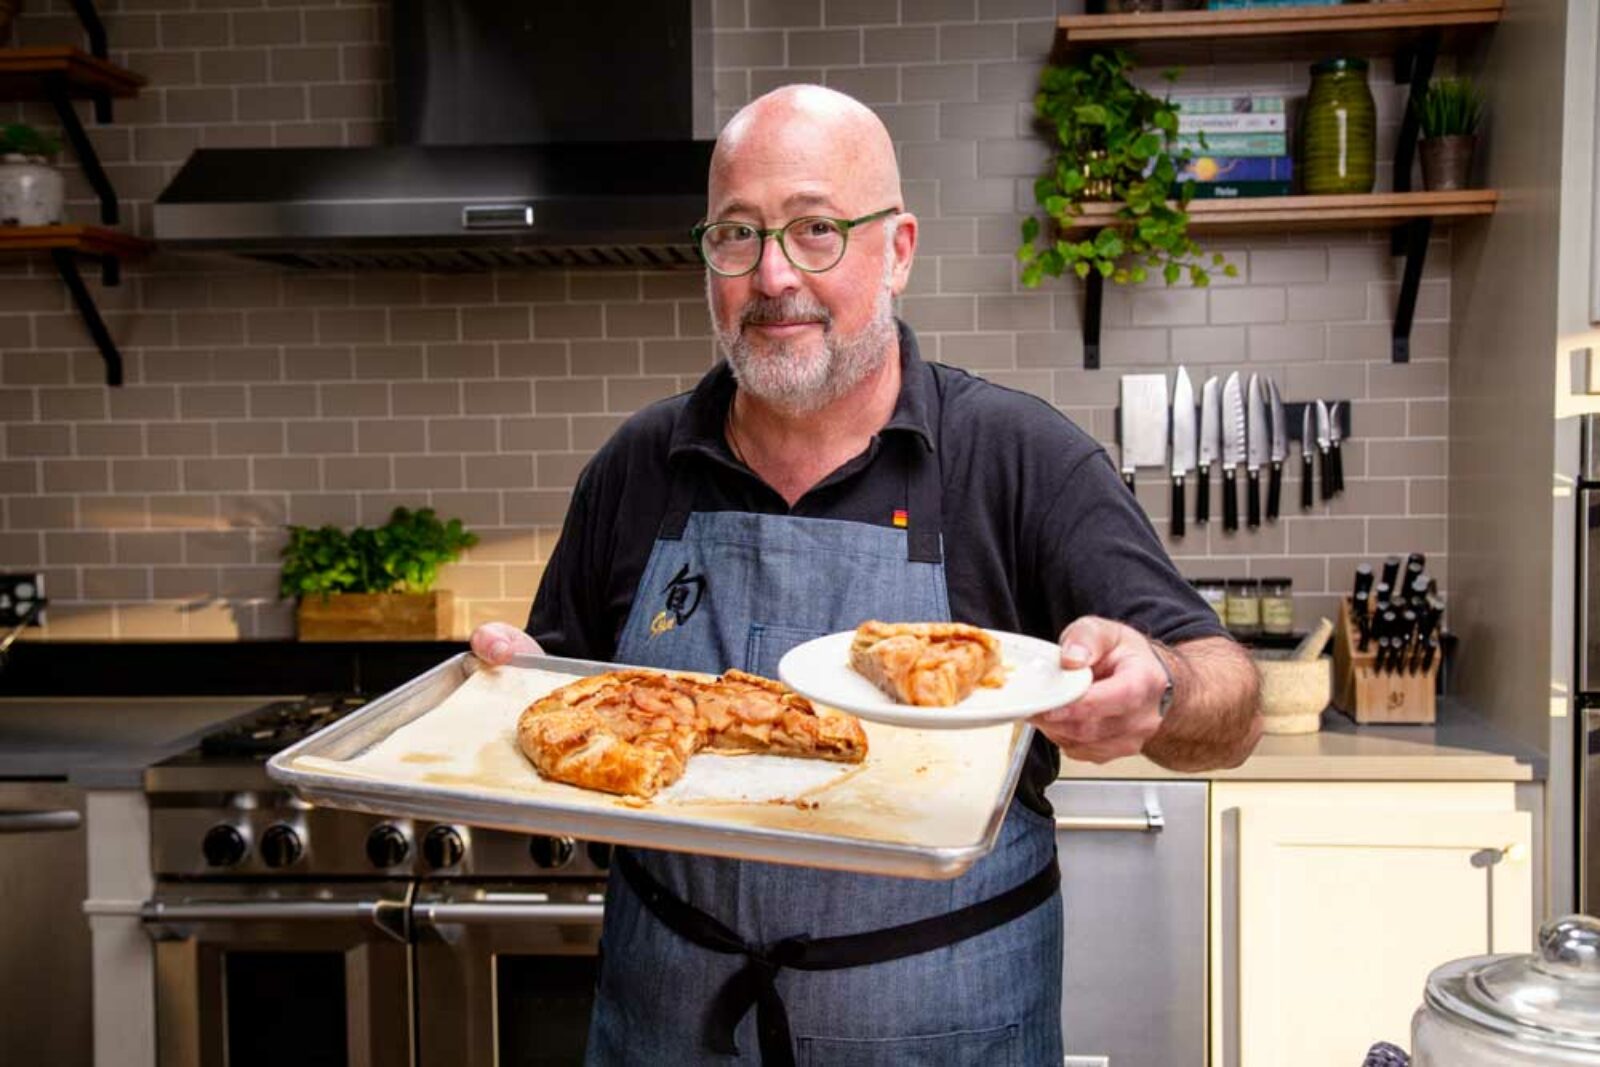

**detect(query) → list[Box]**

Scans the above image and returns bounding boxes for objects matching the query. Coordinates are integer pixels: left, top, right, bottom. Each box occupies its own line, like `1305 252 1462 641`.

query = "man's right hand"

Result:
470 621 543 665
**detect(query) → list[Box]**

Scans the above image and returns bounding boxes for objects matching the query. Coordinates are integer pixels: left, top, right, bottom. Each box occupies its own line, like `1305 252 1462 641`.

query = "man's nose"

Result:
751 232 803 296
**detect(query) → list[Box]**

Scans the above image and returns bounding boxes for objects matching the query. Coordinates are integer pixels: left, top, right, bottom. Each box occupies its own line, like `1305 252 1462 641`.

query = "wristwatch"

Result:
1147 638 1176 719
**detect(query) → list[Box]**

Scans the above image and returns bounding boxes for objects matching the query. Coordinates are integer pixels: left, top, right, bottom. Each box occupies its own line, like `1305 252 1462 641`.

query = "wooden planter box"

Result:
296 591 454 641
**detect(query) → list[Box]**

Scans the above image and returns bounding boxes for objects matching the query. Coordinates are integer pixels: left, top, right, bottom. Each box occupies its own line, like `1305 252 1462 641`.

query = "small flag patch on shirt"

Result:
892 508 908 528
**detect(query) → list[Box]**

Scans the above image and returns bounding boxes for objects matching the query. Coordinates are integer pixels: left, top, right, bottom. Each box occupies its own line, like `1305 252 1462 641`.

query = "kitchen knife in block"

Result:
1221 372 1246 532
1299 404 1315 511
1332 595 1438 723
1198 376 1221 526
1118 374 1170 496
1170 366 1196 538
1245 374 1268 529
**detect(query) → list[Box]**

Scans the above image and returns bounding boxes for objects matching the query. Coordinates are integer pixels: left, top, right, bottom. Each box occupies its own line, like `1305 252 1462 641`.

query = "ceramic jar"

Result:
0 154 65 227
1302 58 1377 195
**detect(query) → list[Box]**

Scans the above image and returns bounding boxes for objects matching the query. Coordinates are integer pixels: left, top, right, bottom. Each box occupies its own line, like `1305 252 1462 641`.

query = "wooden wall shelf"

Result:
1059 190 1497 238
0 46 145 100
1055 0 1502 65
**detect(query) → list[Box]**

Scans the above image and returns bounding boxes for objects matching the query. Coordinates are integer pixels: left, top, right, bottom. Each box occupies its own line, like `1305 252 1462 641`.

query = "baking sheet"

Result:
267 652 1033 880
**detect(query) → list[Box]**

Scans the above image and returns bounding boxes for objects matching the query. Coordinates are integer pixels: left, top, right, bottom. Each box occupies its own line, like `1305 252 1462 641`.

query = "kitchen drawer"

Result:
1050 779 1208 1067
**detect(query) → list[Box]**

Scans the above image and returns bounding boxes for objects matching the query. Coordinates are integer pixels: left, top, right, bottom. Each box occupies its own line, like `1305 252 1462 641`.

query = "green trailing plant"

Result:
279 507 478 600
1018 49 1235 289
0 123 62 159
1416 78 1484 139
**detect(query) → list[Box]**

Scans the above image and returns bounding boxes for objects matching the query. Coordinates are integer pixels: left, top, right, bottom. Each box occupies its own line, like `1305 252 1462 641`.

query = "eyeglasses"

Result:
692 207 899 277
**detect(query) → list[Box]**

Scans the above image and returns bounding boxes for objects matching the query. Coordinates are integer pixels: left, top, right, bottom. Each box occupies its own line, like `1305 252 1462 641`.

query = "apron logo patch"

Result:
892 508 908 528
649 563 706 638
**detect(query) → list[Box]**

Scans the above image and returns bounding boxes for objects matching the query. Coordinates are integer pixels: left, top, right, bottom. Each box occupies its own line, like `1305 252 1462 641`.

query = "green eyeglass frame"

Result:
691 206 900 277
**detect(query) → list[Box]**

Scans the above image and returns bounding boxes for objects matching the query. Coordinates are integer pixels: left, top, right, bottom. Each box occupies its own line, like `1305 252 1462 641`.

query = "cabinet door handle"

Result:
0 810 80 834
1054 799 1165 834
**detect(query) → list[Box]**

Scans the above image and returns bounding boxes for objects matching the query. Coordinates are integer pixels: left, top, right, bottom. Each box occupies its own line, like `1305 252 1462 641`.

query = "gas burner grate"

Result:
199 694 369 758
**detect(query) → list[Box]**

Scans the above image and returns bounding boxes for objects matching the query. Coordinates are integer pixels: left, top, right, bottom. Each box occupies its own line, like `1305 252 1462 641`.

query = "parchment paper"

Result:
289 663 1019 848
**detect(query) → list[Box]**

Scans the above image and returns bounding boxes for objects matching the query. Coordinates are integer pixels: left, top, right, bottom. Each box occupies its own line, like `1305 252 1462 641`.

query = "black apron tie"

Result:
615 845 1061 1066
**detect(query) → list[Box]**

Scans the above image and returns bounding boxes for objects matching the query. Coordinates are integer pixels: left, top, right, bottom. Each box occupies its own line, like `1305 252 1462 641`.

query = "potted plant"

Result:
1018 50 1236 291
280 506 479 641
0 123 65 228
1416 77 1483 192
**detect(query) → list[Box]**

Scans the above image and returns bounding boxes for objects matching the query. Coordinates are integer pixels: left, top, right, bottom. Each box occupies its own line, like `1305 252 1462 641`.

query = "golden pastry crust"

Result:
517 667 868 799
848 620 1004 706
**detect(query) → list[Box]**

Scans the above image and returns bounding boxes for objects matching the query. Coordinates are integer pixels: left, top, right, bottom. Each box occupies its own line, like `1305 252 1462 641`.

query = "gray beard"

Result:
712 272 898 416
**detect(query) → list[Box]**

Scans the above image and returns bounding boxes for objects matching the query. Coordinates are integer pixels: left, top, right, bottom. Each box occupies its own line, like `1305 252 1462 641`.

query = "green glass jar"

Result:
1302 58 1376 195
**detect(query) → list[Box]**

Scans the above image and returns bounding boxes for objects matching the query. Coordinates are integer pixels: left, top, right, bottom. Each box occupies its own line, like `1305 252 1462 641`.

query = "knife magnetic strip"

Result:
1112 400 1352 448
1331 596 1437 725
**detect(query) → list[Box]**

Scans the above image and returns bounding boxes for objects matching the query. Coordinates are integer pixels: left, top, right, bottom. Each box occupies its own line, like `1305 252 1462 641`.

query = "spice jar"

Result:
1225 578 1260 637
1261 577 1294 635
1193 578 1227 623
1302 58 1376 194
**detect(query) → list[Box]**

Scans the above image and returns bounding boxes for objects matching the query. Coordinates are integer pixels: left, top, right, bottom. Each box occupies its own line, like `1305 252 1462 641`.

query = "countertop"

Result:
1057 698 1544 782
0 696 284 788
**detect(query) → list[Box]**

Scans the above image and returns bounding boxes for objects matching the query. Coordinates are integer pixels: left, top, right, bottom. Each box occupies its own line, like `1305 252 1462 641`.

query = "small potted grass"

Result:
1416 78 1484 192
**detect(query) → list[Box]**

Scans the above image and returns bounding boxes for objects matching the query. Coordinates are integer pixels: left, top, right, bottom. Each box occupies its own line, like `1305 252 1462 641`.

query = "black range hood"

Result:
153 1 715 270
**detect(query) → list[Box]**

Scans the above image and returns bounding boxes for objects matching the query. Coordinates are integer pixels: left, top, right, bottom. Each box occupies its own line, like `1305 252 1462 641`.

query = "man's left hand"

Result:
1031 615 1170 764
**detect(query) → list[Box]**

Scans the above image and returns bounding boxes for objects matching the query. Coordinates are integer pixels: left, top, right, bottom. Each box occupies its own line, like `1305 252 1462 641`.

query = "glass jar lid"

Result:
1310 58 1369 74
1425 915 1600 1051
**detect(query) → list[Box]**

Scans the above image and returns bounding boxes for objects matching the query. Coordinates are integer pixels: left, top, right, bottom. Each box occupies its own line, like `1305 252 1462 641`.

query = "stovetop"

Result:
197 693 369 758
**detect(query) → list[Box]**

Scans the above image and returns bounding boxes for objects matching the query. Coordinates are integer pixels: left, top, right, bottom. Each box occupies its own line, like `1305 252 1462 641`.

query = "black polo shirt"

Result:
527 321 1226 813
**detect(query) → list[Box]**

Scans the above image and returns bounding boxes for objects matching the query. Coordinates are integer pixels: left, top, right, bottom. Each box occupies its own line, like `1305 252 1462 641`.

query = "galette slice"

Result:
848 620 1004 707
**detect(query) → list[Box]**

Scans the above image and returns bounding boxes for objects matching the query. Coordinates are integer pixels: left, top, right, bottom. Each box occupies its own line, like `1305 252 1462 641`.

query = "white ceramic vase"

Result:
0 153 65 226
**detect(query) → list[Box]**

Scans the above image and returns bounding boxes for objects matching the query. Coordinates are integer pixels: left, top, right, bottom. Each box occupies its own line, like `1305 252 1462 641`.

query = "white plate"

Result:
778 629 1092 729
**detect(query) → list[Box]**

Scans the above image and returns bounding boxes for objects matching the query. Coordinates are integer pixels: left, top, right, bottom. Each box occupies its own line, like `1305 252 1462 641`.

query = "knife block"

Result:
1331 597 1437 724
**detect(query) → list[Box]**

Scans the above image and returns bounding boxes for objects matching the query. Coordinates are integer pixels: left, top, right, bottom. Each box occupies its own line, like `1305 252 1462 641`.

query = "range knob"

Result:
529 835 575 869
422 826 465 870
366 824 410 869
586 841 613 871
260 824 303 869
201 824 248 868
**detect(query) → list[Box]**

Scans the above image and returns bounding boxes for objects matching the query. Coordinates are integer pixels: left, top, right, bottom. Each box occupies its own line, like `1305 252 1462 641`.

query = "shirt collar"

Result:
669 319 936 462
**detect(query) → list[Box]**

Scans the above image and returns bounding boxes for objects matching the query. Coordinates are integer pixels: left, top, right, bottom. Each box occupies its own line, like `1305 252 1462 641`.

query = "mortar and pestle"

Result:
1253 618 1333 735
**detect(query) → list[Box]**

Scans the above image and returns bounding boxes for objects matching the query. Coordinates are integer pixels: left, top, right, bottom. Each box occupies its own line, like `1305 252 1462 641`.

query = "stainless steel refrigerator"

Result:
1577 415 1600 911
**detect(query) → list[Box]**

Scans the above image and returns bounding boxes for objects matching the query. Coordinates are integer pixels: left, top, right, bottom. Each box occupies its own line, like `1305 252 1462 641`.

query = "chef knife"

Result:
1221 371 1247 533
1266 378 1287 522
1118 374 1170 496
1170 366 1196 539
1299 404 1315 511
1314 399 1333 501
1245 373 1268 529
1351 563 1374 644
1328 400 1346 496
1198 375 1221 526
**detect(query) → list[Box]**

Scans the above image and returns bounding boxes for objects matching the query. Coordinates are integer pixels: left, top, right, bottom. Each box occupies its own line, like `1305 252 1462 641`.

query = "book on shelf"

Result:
1173 95 1287 136
1207 0 1343 9
1176 155 1293 182
1177 132 1288 156
1184 180 1294 199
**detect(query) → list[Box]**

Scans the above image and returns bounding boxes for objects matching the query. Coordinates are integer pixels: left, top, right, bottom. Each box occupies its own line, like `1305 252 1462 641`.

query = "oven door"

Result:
141 881 413 1067
413 881 604 1067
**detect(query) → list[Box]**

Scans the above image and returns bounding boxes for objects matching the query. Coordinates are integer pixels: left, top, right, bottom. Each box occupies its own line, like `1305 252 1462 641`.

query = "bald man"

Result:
475 84 1260 1065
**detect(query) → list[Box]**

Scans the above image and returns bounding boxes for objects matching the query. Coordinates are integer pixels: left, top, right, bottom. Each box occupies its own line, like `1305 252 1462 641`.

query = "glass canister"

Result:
1302 58 1376 195
1193 579 1227 624
1225 578 1260 637
1261 577 1294 635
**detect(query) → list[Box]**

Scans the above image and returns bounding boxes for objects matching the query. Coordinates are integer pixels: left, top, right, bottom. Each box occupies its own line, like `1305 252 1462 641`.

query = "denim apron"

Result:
585 430 1064 1067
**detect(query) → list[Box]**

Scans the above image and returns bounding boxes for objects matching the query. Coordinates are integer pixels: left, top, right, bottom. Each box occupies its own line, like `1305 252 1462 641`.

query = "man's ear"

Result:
889 212 918 296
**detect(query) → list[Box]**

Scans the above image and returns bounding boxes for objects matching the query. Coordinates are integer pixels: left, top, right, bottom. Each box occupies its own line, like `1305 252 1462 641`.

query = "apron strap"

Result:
903 432 943 565
657 456 698 541
615 845 1060 1067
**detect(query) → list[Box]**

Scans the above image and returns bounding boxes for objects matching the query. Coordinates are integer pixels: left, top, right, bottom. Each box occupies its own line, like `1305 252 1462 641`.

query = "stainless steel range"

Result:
142 694 607 1067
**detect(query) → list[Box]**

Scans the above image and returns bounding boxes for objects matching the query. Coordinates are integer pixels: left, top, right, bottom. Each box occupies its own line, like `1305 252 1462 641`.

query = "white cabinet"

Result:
1210 782 1533 1067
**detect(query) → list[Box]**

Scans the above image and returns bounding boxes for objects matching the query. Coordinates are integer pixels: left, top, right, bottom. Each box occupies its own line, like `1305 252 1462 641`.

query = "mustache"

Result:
740 295 831 329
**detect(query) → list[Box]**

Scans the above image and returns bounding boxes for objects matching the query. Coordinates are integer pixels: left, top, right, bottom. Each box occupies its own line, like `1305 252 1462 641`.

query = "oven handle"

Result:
415 900 606 927
1054 798 1165 834
140 899 410 942
0 810 81 833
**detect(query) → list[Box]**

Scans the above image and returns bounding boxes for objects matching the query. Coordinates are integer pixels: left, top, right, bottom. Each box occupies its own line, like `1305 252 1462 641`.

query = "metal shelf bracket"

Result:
49 247 125 386
1389 26 1443 363
42 72 118 226
1082 270 1104 369
66 0 112 122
